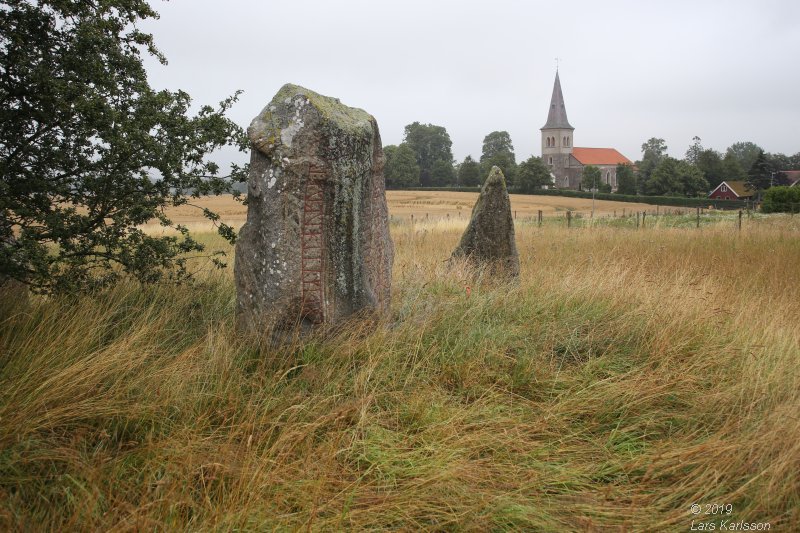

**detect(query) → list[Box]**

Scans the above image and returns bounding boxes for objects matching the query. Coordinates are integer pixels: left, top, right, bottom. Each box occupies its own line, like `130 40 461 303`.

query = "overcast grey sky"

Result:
140 0 800 166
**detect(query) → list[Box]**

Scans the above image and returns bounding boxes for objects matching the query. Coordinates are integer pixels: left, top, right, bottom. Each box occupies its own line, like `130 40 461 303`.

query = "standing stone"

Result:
235 84 393 333
450 166 519 276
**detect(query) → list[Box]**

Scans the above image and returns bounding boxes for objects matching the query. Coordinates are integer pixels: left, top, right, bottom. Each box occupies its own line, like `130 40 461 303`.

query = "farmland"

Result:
1 194 798 530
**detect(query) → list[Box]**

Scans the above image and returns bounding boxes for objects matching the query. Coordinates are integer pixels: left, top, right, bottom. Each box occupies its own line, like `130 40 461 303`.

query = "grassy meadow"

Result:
1 199 799 530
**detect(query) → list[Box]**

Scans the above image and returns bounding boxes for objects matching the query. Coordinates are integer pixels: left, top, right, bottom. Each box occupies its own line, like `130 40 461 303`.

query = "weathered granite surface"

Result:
450 166 519 276
235 84 393 332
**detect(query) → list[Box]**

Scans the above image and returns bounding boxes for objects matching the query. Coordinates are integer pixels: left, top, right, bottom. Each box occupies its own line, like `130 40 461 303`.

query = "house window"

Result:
606 171 610 184
721 184 727 192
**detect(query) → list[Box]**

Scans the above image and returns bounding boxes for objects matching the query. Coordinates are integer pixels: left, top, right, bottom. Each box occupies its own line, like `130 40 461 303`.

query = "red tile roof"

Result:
572 147 632 166
782 170 800 184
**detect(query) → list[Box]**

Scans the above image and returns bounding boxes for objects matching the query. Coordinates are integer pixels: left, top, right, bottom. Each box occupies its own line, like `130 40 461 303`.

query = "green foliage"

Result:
726 141 763 174
581 165 602 191
644 157 708 197
480 131 515 161
746 150 773 192
721 152 747 182
636 137 668 187
761 186 800 213
402 122 454 187
384 143 420 189
695 149 725 189
457 155 481 187
0 0 248 294
615 164 637 195
515 156 553 193
765 151 800 176
480 131 517 185
430 159 456 187
685 136 703 165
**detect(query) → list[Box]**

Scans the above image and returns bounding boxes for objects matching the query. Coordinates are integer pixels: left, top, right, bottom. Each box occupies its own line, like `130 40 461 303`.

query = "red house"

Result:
709 181 754 201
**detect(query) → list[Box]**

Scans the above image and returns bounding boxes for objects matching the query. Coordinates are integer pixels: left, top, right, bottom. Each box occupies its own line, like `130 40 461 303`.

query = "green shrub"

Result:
761 186 800 213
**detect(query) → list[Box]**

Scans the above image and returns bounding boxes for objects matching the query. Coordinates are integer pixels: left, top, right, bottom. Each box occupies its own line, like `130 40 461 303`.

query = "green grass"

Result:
1 216 798 530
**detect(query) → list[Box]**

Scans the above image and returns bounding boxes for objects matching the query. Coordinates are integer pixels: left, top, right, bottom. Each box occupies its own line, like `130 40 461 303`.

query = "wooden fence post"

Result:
642 211 646 227
567 210 572 228
636 211 640 228
538 210 543 226
696 207 700 228
738 209 742 231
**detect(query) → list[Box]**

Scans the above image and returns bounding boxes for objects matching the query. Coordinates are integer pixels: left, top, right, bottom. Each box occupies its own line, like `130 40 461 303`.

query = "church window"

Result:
548 156 553 165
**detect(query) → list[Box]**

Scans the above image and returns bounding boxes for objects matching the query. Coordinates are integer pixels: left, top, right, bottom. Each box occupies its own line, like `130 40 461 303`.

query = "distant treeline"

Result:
383 124 800 206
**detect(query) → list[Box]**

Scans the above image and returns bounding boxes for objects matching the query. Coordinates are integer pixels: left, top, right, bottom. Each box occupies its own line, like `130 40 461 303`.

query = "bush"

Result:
761 186 800 213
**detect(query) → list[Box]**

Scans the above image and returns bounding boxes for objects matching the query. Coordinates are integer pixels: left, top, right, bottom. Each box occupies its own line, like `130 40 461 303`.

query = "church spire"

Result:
541 71 573 130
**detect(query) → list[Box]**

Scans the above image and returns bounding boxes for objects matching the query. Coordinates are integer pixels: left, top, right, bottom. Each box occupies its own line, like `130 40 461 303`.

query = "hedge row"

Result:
397 187 750 210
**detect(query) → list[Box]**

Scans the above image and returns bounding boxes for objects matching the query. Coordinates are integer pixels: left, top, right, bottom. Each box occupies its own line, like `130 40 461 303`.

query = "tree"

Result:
643 157 708 196
636 137 668 191
480 131 517 185
1 0 248 293
481 131 515 161
644 157 682 196
516 156 552 193
384 143 420 189
721 152 747 182
685 136 703 165
696 149 725 190
675 161 709 197
726 141 763 173
761 186 800 214
430 159 456 186
581 165 602 191
615 164 637 195
458 155 481 187
746 150 774 192
403 122 454 187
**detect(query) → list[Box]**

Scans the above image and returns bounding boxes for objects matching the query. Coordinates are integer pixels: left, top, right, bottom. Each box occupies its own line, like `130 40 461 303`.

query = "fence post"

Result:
614 209 617 218
738 209 742 231
636 211 640 228
642 211 646 227
656 205 660 216
567 210 572 228
623 208 626 217
538 210 543 226
514 210 517 220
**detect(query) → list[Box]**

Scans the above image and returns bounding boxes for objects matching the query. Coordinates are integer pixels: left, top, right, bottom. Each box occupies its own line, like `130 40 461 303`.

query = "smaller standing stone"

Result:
450 166 519 276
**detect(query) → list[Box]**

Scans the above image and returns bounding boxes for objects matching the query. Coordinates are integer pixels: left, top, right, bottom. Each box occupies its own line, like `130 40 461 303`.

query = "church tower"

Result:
541 70 574 188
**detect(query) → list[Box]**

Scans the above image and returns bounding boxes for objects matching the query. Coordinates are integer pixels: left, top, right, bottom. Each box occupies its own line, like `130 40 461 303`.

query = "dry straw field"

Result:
146 192 678 235
1 194 799 530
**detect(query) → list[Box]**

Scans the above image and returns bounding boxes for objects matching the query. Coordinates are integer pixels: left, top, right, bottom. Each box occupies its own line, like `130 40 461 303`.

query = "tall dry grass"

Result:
1 214 798 530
